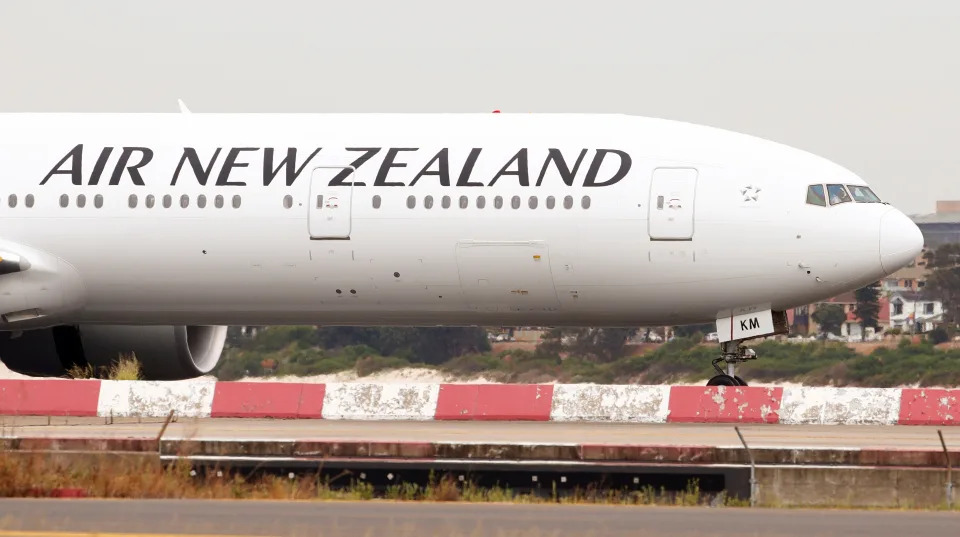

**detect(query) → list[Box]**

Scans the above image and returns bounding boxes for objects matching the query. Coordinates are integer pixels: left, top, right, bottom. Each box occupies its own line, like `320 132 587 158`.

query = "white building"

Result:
888 291 943 333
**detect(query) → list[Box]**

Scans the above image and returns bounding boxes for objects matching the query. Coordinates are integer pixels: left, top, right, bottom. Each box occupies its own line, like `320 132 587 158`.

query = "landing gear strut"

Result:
707 340 756 387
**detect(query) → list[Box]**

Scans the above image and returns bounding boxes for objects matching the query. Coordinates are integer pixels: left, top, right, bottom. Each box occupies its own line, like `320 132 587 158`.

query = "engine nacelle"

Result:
0 325 227 380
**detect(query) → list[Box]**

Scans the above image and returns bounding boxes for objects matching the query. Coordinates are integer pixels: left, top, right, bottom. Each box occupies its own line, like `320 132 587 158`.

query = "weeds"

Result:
0 451 745 507
65 353 142 381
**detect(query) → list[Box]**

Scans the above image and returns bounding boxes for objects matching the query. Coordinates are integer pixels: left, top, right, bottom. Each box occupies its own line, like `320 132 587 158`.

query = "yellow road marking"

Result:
0 532 275 537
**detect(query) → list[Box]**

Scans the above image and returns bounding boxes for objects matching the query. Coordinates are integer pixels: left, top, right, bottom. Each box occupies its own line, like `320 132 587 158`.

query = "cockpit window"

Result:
826 184 852 205
847 185 881 203
806 184 826 206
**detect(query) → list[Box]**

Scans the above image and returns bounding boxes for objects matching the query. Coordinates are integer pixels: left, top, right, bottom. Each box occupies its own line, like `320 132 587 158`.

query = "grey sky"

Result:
1 1 957 215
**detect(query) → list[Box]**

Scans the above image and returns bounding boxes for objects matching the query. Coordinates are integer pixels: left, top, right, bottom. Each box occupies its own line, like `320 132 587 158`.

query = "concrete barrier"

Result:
3 379 959 425
97 380 217 418
550 384 670 423
667 386 783 424
898 388 960 425
436 384 553 420
321 383 440 420
0 379 100 416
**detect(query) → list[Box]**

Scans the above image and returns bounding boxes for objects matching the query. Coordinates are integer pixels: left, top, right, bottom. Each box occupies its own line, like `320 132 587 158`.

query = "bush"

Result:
929 327 950 345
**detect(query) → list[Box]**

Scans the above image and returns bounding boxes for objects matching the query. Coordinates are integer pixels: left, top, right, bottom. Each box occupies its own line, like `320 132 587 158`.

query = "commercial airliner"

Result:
0 111 923 385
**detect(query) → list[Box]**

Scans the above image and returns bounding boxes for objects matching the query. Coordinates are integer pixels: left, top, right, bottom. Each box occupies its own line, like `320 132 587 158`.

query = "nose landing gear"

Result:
707 340 756 386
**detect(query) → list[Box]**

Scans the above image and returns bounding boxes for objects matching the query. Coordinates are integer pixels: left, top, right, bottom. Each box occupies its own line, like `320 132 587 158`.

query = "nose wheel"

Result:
707 340 755 387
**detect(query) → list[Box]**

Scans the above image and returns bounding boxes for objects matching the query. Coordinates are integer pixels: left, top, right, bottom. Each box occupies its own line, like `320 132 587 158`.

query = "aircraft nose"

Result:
879 209 924 274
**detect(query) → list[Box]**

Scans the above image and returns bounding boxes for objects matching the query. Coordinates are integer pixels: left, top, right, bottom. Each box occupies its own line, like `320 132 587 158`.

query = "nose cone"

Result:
879 209 924 274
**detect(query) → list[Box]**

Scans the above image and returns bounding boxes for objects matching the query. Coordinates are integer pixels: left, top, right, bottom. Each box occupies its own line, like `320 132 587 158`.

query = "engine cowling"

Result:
0 325 227 380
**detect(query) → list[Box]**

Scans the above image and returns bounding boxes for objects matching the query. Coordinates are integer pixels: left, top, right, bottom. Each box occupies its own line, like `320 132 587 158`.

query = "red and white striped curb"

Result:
0 379 957 425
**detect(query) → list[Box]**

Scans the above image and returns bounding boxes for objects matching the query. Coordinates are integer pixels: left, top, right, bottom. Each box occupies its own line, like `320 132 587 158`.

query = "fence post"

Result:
939 430 953 509
735 426 757 507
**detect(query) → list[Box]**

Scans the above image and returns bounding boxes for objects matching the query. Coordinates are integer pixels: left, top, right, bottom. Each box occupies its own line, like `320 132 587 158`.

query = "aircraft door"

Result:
308 166 354 239
648 167 698 240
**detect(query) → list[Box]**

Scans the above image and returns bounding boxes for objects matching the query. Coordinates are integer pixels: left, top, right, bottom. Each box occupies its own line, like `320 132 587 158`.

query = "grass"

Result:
0 451 748 507
66 353 142 381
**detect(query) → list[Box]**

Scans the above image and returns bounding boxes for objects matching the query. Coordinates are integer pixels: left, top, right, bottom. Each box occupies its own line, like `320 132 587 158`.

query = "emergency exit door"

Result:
308 166 354 239
648 167 697 240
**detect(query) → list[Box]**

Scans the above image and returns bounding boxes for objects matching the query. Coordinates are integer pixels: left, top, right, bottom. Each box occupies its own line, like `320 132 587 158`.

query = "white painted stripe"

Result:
97 379 216 418
779 387 902 425
550 384 671 423
321 383 441 420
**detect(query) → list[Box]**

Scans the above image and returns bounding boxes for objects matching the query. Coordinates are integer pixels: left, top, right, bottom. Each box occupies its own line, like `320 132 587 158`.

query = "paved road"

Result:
1 417 958 449
0 499 957 537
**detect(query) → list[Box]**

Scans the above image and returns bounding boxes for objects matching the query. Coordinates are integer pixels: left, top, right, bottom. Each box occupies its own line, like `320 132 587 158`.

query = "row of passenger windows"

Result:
373 194 592 210
806 184 881 207
3 194 244 209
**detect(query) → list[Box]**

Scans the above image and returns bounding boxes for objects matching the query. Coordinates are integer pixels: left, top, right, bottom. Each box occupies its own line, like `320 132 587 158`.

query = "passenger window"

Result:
76 194 86 208
25 194 34 208
806 185 826 206
128 194 138 208
476 195 486 209
827 184 851 205
283 195 294 209
511 196 520 209
406 195 416 209
215 195 224 209
94 194 103 208
529 196 538 209
8 194 16 208
424 195 434 209
371 195 381 209
847 185 881 203
441 195 451 209
59 194 69 208
197 194 207 209
232 195 241 208
581 196 591 209
546 196 555 209
459 195 468 209
179 195 189 208
563 195 573 209
494 196 503 209
146 194 155 209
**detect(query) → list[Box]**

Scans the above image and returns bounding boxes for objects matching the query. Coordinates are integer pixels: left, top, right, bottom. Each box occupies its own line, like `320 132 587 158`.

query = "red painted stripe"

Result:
297 383 326 419
667 385 783 424
898 388 960 425
211 382 305 419
435 383 554 421
0 379 101 416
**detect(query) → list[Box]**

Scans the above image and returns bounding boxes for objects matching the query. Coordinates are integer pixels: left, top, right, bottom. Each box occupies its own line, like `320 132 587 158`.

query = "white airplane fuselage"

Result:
0 112 923 332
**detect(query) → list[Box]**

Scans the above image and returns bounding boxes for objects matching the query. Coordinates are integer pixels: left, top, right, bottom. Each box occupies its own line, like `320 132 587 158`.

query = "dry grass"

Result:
0 451 747 507
66 353 142 381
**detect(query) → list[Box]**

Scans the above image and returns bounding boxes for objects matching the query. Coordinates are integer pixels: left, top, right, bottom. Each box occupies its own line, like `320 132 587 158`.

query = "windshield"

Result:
826 184 852 205
846 185 882 203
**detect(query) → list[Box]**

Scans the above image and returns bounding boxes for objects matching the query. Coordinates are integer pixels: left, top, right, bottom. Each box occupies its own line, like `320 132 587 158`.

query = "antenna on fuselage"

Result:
177 99 191 114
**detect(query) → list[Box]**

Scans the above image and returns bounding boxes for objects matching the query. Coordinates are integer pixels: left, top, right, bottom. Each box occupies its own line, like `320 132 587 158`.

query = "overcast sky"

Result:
1 1 957 215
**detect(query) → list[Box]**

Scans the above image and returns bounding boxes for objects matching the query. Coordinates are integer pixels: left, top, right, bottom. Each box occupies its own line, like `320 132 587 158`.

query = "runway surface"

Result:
0 499 957 537
1 417 958 449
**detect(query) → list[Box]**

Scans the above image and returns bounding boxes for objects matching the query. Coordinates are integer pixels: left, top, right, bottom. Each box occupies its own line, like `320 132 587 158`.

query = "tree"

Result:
812 303 845 336
854 281 881 339
535 327 638 362
922 243 960 328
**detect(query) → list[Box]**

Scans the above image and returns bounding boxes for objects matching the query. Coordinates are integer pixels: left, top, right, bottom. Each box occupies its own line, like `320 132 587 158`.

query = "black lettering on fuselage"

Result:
536 149 587 186
109 147 152 186
40 144 84 185
171 148 222 185
583 149 632 187
488 149 529 187
329 148 381 186
216 147 257 186
409 148 450 187
262 147 322 186
87 147 114 186
456 148 484 187
374 148 417 186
